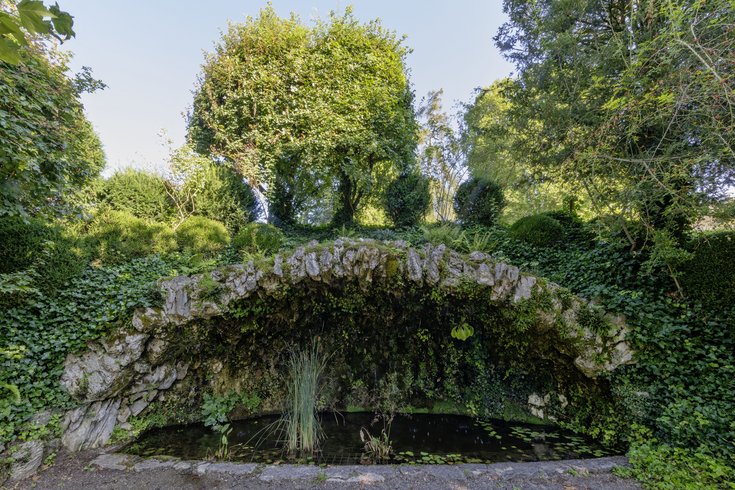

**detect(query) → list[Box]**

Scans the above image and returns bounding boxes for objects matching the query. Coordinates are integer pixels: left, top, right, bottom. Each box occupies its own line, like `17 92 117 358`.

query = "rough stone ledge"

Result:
91 453 630 483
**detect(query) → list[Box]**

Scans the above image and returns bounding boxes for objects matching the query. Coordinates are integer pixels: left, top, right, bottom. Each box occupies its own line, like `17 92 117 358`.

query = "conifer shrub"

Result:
453 177 505 226
186 163 260 233
509 214 564 247
233 222 284 255
384 173 431 227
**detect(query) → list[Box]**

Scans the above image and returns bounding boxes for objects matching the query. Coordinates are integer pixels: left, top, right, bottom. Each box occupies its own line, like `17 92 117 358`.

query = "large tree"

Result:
0 45 105 218
463 80 592 222
188 6 416 225
496 0 735 249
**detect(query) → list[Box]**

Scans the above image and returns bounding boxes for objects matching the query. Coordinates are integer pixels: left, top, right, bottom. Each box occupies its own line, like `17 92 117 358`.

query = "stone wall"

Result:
58 239 634 452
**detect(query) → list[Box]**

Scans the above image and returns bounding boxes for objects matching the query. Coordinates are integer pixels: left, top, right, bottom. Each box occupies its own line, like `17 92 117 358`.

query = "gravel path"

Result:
7 450 642 490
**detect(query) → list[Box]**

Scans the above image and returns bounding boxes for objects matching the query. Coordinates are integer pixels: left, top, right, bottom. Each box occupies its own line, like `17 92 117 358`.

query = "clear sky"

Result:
60 1 514 175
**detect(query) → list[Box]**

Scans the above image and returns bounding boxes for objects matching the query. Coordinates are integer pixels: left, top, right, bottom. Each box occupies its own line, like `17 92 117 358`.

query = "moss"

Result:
575 305 611 335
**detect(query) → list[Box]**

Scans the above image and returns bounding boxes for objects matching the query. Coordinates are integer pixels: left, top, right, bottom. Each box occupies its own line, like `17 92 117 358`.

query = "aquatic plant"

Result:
360 426 392 462
280 339 328 455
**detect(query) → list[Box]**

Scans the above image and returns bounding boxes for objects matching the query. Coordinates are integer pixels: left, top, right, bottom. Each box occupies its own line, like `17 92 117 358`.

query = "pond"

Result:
124 412 619 465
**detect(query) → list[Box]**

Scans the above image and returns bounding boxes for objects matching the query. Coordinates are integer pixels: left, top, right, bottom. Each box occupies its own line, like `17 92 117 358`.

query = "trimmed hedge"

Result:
454 177 505 226
175 216 230 257
233 222 284 255
384 173 431 227
680 231 735 310
87 210 177 264
509 214 564 247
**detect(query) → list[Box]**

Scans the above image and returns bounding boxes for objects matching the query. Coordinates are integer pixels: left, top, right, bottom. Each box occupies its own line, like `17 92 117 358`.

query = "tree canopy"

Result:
0 44 105 218
188 5 417 226
495 0 735 249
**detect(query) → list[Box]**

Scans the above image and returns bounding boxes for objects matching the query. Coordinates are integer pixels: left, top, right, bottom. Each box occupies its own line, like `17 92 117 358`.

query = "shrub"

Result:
175 216 230 256
509 214 565 247
617 442 735 489
233 223 284 255
680 231 735 309
0 216 52 274
541 210 594 245
0 216 89 291
384 173 431 227
87 210 177 264
186 163 260 232
453 177 505 226
100 169 175 222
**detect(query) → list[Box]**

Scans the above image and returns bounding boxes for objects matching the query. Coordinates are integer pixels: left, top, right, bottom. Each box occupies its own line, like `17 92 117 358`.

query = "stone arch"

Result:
59 239 633 451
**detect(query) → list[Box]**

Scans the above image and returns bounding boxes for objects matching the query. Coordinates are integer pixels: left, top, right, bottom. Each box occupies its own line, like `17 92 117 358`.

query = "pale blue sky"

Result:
60 1 514 175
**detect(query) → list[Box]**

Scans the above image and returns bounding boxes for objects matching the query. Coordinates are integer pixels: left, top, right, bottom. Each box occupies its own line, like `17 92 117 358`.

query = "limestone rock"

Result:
61 398 120 451
8 440 44 481
407 248 423 282
60 333 147 401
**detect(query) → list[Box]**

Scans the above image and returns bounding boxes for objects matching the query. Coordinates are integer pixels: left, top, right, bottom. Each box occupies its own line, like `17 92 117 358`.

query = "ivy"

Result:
0 256 181 443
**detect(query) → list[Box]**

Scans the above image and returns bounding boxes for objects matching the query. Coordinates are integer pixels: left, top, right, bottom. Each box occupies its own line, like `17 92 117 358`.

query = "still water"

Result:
124 412 618 465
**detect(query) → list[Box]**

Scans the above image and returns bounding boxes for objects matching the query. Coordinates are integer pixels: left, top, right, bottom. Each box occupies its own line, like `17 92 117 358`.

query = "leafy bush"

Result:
175 216 230 256
680 232 735 310
0 216 89 291
233 223 285 255
384 173 431 227
100 169 174 222
616 441 735 489
186 163 260 232
509 214 565 247
453 177 505 226
87 210 177 264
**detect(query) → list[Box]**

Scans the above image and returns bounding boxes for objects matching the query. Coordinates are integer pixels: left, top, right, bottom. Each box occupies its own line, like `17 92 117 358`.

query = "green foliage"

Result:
201 391 261 433
0 256 181 444
421 224 464 248
478 225 735 463
680 232 735 309
87 210 176 264
174 216 230 257
453 177 505 226
617 440 735 490
384 173 430 228
0 1 75 64
0 43 104 218
0 216 89 292
509 214 564 247
189 5 417 226
232 223 284 256
98 169 174 222
496 0 735 249
167 145 259 232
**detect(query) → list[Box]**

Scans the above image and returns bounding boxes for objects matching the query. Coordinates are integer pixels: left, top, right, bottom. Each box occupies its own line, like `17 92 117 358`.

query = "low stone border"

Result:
91 452 630 484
